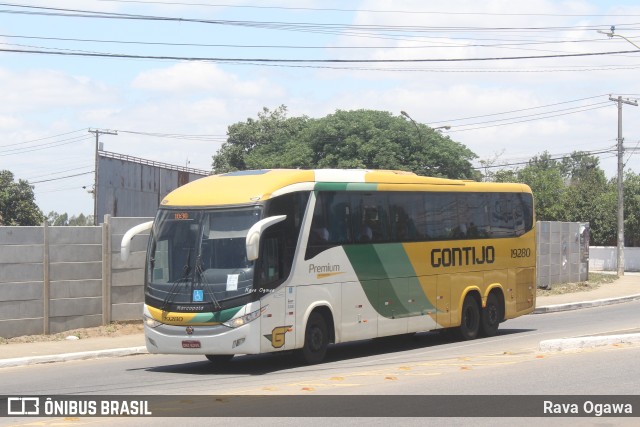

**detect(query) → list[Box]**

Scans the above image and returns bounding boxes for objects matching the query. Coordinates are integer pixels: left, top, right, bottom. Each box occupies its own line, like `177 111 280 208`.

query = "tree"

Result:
489 151 625 246
46 211 93 226
0 170 44 226
560 152 615 245
509 152 566 221
213 105 311 172
624 172 640 247
212 107 479 179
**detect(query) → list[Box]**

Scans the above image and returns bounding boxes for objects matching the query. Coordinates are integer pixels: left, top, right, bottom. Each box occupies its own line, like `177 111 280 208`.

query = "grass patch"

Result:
537 272 619 296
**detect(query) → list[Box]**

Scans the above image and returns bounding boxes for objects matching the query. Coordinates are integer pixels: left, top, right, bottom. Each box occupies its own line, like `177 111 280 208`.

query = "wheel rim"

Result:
309 326 323 352
464 306 477 329
487 304 498 325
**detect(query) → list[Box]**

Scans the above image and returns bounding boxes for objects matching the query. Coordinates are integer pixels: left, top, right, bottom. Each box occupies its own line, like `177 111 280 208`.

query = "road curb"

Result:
533 294 640 314
0 346 148 369
539 333 640 352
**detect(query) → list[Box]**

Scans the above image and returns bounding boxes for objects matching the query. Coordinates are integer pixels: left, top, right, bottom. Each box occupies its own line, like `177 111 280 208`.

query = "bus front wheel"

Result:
457 295 480 340
300 312 329 364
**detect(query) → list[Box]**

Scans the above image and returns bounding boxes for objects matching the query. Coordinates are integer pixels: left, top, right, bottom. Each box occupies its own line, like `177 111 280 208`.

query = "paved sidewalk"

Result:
1 273 639 368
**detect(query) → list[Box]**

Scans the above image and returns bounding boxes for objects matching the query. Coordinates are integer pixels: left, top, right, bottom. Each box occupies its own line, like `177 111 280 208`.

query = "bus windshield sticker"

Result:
226 274 239 291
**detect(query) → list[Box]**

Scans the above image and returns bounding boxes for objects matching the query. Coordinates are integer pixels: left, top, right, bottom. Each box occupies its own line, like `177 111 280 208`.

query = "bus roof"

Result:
160 169 531 207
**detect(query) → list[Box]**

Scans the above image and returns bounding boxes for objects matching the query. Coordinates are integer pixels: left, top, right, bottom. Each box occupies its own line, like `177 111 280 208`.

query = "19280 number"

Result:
511 248 531 258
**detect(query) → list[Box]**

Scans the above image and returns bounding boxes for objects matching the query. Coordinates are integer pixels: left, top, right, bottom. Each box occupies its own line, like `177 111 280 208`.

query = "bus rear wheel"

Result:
481 293 501 337
300 312 329 364
457 295 480 340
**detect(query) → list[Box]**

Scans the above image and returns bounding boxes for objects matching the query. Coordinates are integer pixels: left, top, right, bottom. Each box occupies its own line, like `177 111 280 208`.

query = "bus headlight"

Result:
144 314 162 328
223 307 263 328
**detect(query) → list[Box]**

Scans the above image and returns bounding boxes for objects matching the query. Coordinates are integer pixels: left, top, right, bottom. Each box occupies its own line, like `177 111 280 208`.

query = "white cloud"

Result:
131 62 284 98
0 68 118 113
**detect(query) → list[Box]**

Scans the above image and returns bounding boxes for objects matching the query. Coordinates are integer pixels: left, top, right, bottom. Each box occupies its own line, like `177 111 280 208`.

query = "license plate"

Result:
182 340 201 349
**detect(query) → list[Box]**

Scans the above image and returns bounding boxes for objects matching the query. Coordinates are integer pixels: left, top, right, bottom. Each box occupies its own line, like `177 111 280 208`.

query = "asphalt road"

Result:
2 300 640 426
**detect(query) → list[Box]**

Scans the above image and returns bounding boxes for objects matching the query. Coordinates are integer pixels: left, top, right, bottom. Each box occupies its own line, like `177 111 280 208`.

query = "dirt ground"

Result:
0 321 144 345
0 273 619 345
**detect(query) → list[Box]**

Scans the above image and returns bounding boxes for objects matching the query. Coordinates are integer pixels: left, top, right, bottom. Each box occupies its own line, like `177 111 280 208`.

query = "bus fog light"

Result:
233 338 246 348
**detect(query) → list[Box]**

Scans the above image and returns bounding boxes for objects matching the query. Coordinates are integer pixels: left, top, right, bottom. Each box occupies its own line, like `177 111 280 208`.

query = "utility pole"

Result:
609 96 638 276
88 129 118 225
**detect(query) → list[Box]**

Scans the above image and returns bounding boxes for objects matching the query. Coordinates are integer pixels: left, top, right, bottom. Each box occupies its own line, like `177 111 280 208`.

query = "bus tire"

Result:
205 354 234 365
300 312 329 364
481 293 501 337
457 294 480 340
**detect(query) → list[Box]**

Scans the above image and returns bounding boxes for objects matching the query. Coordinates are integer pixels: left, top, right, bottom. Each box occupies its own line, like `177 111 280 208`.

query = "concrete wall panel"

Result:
0 263 43 283
0 245 43 263
0 319 43 338
50 297 102 317
49 262 102 281
50 280 102 299
0 300 42 321
50 244 101 262
0 282 42 302
0 227 43 244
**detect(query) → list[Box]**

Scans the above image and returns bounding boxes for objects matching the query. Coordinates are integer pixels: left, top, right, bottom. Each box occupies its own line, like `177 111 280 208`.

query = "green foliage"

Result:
516 153 566 221
0 170 44 226
624 172 640 247
46 211 93 226
486 151 637 246
212 106 478 179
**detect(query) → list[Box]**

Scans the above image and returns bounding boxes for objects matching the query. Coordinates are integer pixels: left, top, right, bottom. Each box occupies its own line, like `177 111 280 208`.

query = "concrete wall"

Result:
589 246 640 272
107 217 151 322
0 217 151 338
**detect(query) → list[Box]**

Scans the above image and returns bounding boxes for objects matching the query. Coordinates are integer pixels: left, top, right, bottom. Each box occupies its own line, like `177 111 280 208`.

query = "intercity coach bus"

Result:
121 169 536 365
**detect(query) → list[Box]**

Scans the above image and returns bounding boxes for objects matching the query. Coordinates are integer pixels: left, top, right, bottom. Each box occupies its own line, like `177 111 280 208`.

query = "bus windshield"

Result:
146 207 262 311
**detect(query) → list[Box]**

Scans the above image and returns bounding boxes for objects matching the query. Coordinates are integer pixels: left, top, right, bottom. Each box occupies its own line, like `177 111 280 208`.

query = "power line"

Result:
427 95 608 125
1 46 639 62
447 104 612 133
29 171 94 184
90 0 640 17
476 147 617 170
1 32 630 50
0 135 91 155
26 165 94 180
0 128 86 148
2 3 640 35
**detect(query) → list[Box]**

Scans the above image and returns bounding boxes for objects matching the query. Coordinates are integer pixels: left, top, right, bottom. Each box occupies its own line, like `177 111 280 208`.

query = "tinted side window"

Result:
306 191 352 259
389 193 424 241
352 193 390 243
259 191 310 287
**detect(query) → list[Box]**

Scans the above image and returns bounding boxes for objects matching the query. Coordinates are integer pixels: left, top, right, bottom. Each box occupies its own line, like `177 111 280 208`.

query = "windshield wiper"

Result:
161 248 193 312
195 255 221 310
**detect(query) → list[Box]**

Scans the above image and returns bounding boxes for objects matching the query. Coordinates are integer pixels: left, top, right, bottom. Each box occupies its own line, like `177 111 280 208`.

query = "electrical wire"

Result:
89 0 640 17
1 46 639 62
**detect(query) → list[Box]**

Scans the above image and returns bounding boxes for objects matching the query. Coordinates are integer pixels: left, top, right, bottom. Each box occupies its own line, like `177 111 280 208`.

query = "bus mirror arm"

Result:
120 221 154 261
246 215 286 261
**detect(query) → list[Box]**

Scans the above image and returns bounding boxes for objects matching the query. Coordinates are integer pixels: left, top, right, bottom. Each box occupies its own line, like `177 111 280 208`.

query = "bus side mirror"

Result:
121 221 154 261
246 215 286 261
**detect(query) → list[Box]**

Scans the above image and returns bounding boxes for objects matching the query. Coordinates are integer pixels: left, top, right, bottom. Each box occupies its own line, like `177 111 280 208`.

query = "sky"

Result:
1 0 639 218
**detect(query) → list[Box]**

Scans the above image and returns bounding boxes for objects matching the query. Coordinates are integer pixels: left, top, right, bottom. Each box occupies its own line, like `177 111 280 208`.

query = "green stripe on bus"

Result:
373 244 436 315
344 244 436 319
314 182 378 192
190 306 242 324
